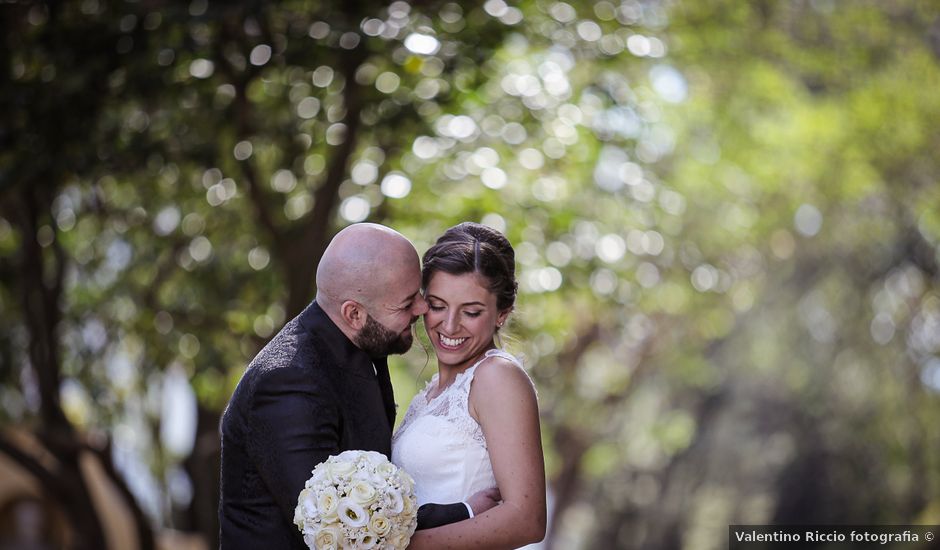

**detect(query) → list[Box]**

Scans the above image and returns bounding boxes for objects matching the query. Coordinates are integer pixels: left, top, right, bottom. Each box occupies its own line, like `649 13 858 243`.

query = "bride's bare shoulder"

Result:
472 354 535 393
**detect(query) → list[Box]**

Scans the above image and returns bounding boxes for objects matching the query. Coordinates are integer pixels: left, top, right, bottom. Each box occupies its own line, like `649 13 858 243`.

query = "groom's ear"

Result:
340 300 367 330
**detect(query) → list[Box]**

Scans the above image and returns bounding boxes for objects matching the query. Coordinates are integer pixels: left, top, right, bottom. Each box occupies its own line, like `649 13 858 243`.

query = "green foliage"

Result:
2 0 940 547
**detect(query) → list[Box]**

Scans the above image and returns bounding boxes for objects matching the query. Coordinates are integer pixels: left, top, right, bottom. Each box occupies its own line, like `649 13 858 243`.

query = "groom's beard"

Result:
355 314 415 357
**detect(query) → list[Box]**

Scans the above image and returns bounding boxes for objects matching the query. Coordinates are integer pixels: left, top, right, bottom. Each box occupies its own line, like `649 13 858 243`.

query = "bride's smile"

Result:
438 334 468 349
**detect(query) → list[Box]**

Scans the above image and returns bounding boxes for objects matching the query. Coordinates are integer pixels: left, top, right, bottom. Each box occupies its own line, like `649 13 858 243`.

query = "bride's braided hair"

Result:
422 222 518 313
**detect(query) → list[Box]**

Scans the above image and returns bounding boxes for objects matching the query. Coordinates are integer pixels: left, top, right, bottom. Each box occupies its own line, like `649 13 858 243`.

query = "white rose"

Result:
350 480 378 506
327 459 356 480
307 466 330 487
376 461 397 478
397 471 414 494
309 525 341 550
337 497 369 528
388 531 410 549
369 513 392 538
317 487 339 522
334 450 363 463
373 465 395 489
295 487 318 527
401 493 415 516
361 450 387 466
384 488 404 515
351 467 374 482
293 506 304 530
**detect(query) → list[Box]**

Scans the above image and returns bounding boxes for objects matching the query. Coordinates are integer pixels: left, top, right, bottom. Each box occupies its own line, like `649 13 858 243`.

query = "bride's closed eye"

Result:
428 304 482 318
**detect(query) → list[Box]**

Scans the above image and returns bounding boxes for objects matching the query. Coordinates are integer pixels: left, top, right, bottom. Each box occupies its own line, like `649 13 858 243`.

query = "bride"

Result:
392 222 546 548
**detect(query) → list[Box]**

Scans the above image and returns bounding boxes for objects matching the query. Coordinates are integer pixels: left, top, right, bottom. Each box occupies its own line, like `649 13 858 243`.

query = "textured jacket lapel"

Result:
373 356 396 429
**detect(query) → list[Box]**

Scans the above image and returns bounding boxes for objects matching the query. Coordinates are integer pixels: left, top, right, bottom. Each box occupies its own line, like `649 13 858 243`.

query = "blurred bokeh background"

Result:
2 0 940 548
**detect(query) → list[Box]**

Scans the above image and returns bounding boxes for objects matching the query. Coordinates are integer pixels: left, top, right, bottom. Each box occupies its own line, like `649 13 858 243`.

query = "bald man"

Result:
219 224 483 549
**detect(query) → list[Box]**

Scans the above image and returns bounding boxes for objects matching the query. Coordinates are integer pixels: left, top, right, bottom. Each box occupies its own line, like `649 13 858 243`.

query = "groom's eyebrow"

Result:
398 291 419 305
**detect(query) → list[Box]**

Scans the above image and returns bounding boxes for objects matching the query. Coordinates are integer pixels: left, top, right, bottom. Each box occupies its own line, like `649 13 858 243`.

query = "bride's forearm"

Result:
407 500 544 550
497 499 546 542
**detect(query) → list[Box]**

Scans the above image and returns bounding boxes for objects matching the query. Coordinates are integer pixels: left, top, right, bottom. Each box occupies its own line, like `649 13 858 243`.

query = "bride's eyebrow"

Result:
426 294 486 308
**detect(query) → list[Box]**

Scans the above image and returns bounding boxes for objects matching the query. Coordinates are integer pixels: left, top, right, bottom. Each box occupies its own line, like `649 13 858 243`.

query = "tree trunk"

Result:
544 424 589 550
5 188 102 549
181 404 222 550
2 186 156 550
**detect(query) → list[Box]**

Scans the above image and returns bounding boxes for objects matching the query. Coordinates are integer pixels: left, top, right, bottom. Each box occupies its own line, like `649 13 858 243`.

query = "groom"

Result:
219 223 495 549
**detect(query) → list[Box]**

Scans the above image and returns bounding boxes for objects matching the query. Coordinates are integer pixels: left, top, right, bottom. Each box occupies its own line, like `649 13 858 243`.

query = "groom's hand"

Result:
466 487 501 516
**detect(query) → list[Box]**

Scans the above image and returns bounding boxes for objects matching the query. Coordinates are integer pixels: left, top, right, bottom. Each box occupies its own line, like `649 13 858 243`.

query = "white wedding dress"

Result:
391 349 520 506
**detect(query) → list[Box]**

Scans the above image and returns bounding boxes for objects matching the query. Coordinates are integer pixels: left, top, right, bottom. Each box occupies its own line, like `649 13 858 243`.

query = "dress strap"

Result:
481 348 522 367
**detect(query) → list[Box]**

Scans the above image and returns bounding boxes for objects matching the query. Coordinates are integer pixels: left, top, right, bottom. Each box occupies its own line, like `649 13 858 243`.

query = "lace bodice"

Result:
391 349 521 506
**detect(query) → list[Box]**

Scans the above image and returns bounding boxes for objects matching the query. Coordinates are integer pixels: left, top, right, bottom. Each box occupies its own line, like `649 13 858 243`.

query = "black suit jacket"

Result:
219 301 467 549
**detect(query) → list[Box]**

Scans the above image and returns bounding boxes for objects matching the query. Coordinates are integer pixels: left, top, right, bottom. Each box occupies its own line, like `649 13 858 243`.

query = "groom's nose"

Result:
411 293 429 316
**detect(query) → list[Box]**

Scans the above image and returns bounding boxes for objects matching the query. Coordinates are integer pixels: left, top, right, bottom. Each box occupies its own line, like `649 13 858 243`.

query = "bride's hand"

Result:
466 486 501 516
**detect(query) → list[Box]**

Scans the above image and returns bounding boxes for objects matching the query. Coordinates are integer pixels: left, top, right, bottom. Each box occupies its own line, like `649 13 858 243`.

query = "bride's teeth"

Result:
440 335 466 347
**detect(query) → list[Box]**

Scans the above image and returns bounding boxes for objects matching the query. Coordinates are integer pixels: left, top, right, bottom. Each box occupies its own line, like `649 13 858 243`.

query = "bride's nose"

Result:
443 311 460 333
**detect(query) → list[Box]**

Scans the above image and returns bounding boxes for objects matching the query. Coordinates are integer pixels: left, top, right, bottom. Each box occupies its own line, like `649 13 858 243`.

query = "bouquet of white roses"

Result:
294 450 418 550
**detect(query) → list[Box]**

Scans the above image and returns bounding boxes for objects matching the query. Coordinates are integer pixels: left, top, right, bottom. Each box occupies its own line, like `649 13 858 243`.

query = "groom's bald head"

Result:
315 223 420 313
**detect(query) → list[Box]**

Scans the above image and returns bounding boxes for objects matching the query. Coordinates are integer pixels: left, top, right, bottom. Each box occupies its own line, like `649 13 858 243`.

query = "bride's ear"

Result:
495 308 511 329
340 300 367 330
